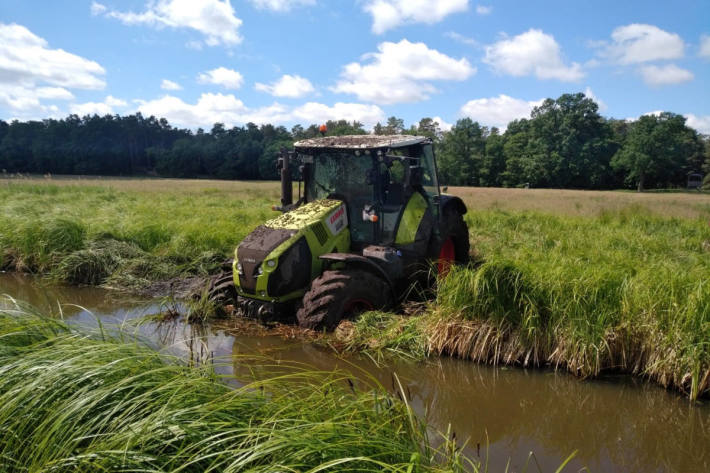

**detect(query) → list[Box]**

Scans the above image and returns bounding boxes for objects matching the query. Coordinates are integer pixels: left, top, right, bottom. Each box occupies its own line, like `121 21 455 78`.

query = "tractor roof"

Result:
293 135 429 150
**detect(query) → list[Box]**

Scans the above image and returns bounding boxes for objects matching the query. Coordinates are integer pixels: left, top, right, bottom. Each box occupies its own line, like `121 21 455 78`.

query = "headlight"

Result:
266 259 276 268
257 265 263 275
237 263 243 275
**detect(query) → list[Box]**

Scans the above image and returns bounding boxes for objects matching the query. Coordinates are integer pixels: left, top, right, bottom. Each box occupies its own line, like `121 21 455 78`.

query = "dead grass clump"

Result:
54 248 119 285
53 239 148 286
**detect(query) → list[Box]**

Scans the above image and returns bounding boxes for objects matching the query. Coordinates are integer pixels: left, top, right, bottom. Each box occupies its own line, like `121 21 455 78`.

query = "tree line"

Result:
1 92 708 190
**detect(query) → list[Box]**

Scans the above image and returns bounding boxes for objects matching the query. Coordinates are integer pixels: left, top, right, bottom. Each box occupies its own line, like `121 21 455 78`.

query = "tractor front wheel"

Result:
296 269 391 331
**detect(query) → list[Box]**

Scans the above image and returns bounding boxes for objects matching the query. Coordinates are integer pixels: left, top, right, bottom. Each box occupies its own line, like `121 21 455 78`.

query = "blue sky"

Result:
1 0 708 133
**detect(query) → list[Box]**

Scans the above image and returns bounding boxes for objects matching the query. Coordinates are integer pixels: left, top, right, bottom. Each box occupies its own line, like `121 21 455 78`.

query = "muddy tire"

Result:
433 207 470 275
206 271 238 305
296 269 391 331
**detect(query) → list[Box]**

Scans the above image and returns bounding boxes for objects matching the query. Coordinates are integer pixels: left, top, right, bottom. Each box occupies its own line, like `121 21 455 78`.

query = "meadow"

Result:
1 177 709 399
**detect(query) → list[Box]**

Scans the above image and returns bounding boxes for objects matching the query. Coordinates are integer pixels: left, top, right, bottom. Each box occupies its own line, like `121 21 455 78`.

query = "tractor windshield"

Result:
304 151 375 244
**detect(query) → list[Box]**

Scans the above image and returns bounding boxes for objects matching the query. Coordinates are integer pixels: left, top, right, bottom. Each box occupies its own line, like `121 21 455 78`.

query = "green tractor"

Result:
227 134 469 330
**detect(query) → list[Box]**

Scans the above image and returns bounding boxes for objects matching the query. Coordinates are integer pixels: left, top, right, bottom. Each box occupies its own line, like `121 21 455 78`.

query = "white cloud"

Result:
0 23 106 90
484 29 584 82
35 87 75 101
685 114 710 135
460 94 544 130
136 93 385 129
432 116 452 132
248 0 315 12
332 39 475 104
583 86 607 111
445 31 477 46
699 34 710 59
364 0 468 34
291 102 385 127
639 64 693 86
197 67 244 89
255 74 315 98
137 93 255 127
105 95 127 107
475 5 491 15
599 24 684 64
70 95 127 116
161 79 182 90
90 1 107 16
0 85 69 119
70 102 113 116
97 0 242 47
0 22 105 118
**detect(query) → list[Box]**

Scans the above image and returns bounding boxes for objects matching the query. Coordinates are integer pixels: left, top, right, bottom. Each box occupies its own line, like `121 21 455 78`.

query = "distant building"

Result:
687 172 703 190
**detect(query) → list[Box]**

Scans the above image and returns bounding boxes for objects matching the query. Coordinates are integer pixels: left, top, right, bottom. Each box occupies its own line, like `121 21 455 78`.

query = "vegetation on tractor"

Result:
0 297 477 472
1 177 709 398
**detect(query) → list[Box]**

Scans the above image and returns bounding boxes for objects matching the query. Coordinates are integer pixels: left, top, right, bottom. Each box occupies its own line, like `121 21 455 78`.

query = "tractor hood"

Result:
233 199 350 302
264 199 346 231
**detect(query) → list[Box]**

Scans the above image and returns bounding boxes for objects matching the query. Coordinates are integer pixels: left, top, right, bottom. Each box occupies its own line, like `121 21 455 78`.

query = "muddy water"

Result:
2 272 709 473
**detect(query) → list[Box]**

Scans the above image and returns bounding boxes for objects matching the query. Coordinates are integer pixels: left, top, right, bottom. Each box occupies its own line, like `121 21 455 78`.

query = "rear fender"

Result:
439 194 467 216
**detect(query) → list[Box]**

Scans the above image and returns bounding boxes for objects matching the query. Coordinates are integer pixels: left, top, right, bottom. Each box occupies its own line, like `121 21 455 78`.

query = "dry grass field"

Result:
5 176 709 219
450 186 710 219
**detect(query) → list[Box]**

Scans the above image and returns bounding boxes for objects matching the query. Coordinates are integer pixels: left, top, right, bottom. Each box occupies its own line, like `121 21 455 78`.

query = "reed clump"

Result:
426 210 710 399
336 310 429 360
0 297 475 472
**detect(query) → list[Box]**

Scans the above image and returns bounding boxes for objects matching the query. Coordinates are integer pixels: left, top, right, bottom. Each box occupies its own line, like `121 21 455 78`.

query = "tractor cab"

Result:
228 134 469 330
291 135 441 253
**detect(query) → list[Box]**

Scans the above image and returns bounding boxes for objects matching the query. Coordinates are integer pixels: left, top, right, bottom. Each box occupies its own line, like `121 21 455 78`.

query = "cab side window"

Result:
384 159 405 206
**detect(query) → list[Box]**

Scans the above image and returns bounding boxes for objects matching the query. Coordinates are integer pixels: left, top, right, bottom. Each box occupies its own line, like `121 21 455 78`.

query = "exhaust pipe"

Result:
278 148 292 209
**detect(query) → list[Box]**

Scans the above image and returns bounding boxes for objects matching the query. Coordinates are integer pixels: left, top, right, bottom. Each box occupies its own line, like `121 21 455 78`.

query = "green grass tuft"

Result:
0 297 477 472
337 311 429 361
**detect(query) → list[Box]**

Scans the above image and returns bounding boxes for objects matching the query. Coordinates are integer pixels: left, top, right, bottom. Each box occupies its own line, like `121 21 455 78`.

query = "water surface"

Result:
2 272 708 473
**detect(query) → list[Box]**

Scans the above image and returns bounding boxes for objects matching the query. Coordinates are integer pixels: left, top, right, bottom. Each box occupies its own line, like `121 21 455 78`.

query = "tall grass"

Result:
428 210 710 399
0 181 276 289
0 296 475 472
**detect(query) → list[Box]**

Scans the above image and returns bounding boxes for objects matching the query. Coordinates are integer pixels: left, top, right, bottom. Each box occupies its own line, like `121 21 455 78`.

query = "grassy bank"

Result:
1 177 709 399
341 209 710 399
0 179 277 290
0 297 475 472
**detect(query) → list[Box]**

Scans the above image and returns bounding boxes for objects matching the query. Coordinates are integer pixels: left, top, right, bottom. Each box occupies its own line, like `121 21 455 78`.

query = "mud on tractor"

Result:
216 134 469 330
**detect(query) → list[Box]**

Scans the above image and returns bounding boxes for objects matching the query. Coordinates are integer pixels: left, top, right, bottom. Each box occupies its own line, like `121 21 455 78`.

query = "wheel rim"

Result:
438 237 456 276
343 298 374 317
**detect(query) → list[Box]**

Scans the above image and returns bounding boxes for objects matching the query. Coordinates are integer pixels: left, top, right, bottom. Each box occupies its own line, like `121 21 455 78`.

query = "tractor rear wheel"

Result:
435 207 470 275
296 269 391 330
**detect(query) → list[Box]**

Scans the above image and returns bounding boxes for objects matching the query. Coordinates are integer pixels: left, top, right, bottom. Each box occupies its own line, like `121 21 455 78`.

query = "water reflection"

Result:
222 334 710 473
2 272 709 473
